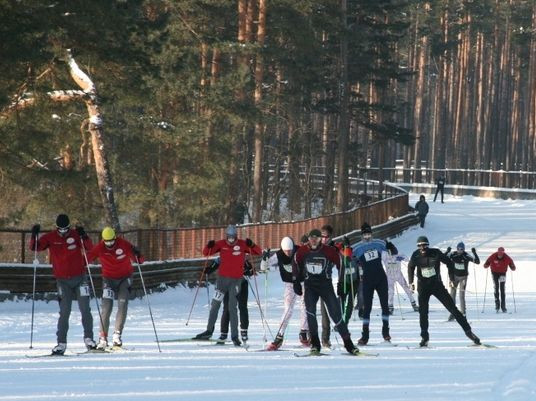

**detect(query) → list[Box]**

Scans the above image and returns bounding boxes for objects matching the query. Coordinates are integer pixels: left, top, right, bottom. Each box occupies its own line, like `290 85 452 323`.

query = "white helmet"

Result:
280 237 294 251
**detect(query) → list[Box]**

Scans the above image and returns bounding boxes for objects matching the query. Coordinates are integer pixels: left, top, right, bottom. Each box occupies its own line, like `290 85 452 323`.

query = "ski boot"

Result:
382 325 391 342
358 326 369 345
465 330 481 345
112 331 122 347
96 337 108 350
51 343 67 355
240 329 248 342
84 337 97 350
310 335 321 354
411 301 419 312
419 333 429 347
388 305 394 315
299 330 310 346
343 337 359 355
194 330 213 340
218 333 228 341
231 336 242 347
267 334 284 351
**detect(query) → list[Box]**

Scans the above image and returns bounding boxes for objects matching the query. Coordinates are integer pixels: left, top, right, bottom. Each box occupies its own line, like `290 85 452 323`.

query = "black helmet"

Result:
416 236 429 246
386 241 398 255
55 214 70 229
361 222 372 234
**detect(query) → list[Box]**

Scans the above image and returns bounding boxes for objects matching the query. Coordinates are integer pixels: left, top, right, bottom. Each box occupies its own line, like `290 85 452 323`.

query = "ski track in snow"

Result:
1 194 536 401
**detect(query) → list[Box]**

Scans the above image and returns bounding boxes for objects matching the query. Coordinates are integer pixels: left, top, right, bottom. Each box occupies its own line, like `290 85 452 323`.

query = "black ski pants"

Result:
434 186 444 202
362 274 390 328
221 278 249 333
492 272 507 311
304 280 350 341
418 279 471 340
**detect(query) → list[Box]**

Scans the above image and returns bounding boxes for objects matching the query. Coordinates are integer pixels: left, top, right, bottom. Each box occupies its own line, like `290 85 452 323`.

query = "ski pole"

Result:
511 271 517 313
481 268 489 313
30 234 39 349
80 239 106 335
186 249 212 326
135 255 161 352
247 275 274 341
473 266 479 317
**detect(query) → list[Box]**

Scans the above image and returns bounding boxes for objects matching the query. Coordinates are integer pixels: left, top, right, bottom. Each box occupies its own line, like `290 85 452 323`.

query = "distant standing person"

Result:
408 236 480 347
415 195 429 228
434 175 445 203
483 247 516 313
29 214 96 355
195 225 261 345
445 242 480 321
87 227 143 349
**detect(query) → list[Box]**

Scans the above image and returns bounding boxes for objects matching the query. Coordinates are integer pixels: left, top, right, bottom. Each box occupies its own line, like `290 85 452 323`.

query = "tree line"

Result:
0 0 533 230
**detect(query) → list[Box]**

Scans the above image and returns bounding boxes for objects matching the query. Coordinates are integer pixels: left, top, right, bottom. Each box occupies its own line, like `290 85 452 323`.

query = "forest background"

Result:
1 0 535 230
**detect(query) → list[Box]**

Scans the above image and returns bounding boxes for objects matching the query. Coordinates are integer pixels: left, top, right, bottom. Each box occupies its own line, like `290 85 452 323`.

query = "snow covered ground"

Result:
1 194 536 401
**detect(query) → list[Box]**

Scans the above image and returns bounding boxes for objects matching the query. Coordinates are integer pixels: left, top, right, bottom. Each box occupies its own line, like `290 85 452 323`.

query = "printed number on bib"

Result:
103 288 115 299
345 267 356 275
499 276 506 283
364 249 379 262
79 285 90 297
421 267 436 278
283 264 293 273
454 263 465 271
387 262 398 270
306 262 323 275
213 290 224 302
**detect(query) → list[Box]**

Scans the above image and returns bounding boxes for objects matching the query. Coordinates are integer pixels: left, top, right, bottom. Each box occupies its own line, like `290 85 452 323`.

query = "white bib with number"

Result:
364 249 379 262
454 263 465 271
345 266 356 275
103 288 115 299
421 267 436 278
79 285 90 297
387 262 399 270
283 263 292 273
499 275 506 283
306 262 323 275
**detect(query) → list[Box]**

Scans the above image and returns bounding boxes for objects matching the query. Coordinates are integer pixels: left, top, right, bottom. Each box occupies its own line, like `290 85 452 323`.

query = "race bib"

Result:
213 290 224 302
345 266 356 275
454 263 465 271
103 288 115 299
283 263 292 273
387 262 399 270
498 276 506 283
79 285 90 297
421 267 436 278
364 249 379 262
306 262 323 275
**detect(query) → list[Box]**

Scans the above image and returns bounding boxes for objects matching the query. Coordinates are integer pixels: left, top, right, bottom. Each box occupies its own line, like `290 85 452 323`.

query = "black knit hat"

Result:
308 229 322 238
55 214 70 229
361 222 372 234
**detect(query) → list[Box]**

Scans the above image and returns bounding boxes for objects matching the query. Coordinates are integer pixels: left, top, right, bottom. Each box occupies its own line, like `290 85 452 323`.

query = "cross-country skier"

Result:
292 229 359 355
408 236 481 347
87 227 143 349
351 222 390 345
29 214 96 355
206 257 252 342
195 225 261 346
444 242 480 320
483 247 516 313
261 237 309 350
414 195 429 228
382 241 418 315
339 237 360 324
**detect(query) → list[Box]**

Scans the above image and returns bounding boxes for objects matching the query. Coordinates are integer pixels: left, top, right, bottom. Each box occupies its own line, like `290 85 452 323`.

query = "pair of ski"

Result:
26 346 127 358
162 337 249 349
407 343 497 350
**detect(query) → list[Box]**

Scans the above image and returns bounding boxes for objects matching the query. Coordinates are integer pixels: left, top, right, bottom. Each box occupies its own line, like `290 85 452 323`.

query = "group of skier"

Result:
29 209 517 356
29 214 143 355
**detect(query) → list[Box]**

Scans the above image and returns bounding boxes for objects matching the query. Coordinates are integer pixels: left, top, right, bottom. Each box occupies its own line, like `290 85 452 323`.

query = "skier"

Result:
338 236 360 324
445 242 480 320
352 222 390 345
414 195 429 228
382 241 418 315
408 236 481 347
292 229 359 355
195 225 261 345
87 227 143 349
206 257 252 342
29 214 96 355
483 247 516 313
261 237 309 350
434 175 446 203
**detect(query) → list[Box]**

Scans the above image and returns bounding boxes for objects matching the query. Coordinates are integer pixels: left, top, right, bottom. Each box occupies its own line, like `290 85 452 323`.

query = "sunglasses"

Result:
104 240 116 247
57 227 69 234
417 243 428 247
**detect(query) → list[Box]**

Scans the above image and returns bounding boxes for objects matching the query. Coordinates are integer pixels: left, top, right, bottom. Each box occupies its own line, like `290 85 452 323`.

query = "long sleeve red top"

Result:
202 239 262 279
87 238 142 279
483 252 516 274
29 230 93 279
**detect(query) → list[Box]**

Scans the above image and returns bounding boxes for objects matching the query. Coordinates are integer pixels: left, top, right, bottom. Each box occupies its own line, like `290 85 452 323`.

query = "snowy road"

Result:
1 194 535 401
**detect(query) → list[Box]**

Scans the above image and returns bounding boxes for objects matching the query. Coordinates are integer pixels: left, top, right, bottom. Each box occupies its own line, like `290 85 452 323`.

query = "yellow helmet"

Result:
101 227 116 241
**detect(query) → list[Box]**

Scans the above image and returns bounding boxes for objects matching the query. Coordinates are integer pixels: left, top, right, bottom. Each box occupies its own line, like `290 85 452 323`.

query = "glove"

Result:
207 240 215 249
449 280 455 288
76 226 87 238
206 259 219 275
337 281 344 297
446 246 451 254
132 246 141 257
31 224 40 237
244 261 255 276
343 236 350 247
471 247 477 254
293 281 303 296
262 249 271 261
245 238 254 248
